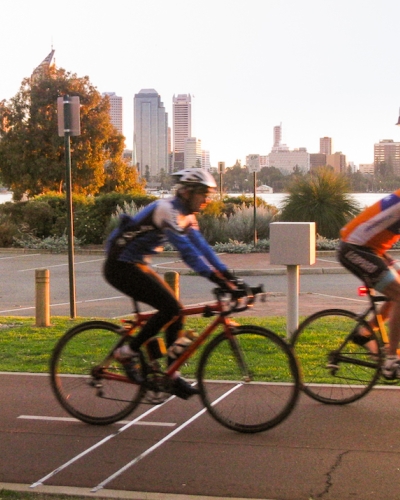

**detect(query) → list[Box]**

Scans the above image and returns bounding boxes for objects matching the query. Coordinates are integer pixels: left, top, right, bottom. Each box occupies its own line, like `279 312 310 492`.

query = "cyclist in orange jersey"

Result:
338 189 400 379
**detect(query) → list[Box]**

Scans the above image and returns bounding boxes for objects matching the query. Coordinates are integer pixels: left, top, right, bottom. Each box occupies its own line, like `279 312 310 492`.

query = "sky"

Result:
2 0 400 168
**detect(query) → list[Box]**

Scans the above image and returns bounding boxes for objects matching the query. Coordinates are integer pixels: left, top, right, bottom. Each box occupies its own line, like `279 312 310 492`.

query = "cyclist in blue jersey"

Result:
103 168 237 399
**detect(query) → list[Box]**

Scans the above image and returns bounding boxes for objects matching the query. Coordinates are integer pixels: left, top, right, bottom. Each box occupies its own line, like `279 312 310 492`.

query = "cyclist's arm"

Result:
164 227 217 278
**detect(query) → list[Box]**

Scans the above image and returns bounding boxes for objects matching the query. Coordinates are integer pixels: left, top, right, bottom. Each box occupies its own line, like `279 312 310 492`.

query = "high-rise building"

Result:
31 48 55 83
273 124 282 148
326 152 346 173
184 137 202 168
320 137 332 155
102 92 123 135
374 139 400 175
268 148 310 174
134 89 168 178
173 94 192 168
271 123 289 152
310 153 326 170
201 150 211 170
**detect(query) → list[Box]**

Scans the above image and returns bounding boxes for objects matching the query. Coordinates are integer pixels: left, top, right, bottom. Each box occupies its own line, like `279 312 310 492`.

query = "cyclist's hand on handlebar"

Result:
209 271 238 292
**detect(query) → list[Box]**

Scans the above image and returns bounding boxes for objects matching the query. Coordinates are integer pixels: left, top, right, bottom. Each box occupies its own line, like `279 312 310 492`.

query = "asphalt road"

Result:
0 251 366 320
2 372 400 500
3 251 400 500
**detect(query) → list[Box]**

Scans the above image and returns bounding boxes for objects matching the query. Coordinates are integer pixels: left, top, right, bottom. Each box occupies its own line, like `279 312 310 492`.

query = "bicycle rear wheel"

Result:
291 309 382 404
50 321 145 425
197 325 300 433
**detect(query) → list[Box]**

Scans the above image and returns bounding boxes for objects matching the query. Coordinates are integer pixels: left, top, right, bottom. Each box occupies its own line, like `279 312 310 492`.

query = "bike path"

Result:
2 372 400 500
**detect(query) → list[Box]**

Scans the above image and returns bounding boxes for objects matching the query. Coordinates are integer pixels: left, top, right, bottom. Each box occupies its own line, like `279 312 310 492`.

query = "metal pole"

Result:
286 265 300 340
63 96 76 319
253 171 257 246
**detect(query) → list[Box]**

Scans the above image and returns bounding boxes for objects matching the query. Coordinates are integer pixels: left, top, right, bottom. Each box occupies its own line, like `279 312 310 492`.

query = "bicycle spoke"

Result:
50 321 145 425
292 310 382 404
197 326 300 433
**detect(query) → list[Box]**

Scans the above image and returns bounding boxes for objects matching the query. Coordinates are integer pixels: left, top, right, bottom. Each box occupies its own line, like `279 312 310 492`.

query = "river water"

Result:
0 192 12 204
0 191 390 208
247 192 390 209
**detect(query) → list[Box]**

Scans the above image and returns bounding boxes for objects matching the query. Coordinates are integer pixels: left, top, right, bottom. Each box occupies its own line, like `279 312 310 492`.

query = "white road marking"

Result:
0 295 125 314
18 258 103 272
30 394 176 489
0 254 40 260
18 415 175 426
91 384 241 493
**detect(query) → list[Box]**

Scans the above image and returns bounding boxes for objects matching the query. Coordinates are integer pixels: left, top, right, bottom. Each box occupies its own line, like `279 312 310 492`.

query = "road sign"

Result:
247 154 260 172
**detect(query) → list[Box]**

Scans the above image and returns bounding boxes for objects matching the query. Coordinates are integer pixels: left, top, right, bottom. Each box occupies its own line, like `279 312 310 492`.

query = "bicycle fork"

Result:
225 325 252 383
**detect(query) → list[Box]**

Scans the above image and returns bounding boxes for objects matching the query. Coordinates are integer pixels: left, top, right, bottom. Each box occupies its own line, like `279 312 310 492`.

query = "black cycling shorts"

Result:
337 241 396 292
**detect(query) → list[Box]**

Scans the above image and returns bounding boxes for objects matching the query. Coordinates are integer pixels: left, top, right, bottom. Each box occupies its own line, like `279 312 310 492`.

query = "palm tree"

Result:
279 167 361 239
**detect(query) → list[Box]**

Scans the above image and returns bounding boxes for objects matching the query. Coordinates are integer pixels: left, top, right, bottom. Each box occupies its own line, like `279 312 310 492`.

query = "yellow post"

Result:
164 271 180 299
35 269 50 327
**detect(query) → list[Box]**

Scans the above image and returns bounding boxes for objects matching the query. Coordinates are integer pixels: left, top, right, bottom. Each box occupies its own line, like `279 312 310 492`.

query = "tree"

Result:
279 167 361 239
0 66 139 199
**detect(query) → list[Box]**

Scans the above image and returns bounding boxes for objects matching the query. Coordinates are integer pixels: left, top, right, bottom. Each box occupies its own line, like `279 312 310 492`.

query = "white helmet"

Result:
172 168 217 191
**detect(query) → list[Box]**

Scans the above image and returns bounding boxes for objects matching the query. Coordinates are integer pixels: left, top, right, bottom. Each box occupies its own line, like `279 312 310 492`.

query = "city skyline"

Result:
2 0 400 168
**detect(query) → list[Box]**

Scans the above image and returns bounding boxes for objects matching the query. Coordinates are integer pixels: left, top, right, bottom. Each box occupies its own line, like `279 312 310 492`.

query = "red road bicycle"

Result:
50 284 300 433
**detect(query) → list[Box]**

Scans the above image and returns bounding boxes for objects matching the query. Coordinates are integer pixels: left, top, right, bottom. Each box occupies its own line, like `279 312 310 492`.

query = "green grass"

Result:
0 315 289 373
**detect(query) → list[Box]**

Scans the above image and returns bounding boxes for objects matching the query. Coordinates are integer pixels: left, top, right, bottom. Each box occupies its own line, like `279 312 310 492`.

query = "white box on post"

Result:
270 222 316 338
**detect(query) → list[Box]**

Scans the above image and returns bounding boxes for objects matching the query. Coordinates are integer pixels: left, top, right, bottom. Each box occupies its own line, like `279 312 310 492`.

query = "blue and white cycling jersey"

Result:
106 196 228 279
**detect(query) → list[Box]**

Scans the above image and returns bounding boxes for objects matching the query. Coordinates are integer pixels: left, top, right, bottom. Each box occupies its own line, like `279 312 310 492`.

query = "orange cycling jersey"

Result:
340 189 400 256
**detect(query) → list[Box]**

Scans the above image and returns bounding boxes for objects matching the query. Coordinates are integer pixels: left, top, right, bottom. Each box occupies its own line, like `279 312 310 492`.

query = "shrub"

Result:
0 216 19 247
13 233 83 252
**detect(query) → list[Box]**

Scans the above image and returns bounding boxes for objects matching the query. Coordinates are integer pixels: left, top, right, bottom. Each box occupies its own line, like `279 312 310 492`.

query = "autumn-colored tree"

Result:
0 66 144 199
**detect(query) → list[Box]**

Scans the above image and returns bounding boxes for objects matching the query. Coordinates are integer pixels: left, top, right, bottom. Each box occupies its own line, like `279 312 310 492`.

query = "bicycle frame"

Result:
357 285 390 345
99 293 251 384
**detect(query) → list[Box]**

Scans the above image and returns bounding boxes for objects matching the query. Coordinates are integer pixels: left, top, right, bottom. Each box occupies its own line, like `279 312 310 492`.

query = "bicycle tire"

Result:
291 309 382 404
50 320 145 425
197 325 300 433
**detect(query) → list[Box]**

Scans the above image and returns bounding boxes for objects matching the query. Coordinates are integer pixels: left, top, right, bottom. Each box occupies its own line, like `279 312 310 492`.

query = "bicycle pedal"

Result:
326 363 339 374
143 391 170 405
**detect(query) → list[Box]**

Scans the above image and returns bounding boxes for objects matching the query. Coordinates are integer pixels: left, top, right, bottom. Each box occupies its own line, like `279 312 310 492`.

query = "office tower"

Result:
271 123 289 152
31 48 55 83
310 153 326 170
273 124 282 148
184 138 202 168
268 148 310 174
102 92 123 135
173 94 192 168
320 137 332 156
326 152 346 173
201 150 211 170
374 139 400 175
134 89 168 178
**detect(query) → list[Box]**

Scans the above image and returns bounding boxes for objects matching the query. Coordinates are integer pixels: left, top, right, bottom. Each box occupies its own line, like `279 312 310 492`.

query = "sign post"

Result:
247 154 261 246
218 162 225 199
57 95 80 319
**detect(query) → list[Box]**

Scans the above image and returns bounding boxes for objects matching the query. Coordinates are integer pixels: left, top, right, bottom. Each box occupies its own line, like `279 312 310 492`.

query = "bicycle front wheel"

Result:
292 309 382 404
50 321 145 425
197 325 300 433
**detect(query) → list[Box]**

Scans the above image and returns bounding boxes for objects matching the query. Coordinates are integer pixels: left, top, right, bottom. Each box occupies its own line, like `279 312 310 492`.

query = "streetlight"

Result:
396 107 400 126
247 154 261 246
57 95 80 319
218 162 225 199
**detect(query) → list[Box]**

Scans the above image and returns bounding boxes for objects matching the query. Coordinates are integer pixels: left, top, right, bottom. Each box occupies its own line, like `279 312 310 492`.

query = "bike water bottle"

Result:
168 330 198 359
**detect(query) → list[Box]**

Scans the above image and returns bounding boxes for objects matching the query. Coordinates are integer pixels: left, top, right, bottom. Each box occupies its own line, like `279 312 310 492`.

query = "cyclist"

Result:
103 168 237 398
338 189 400 379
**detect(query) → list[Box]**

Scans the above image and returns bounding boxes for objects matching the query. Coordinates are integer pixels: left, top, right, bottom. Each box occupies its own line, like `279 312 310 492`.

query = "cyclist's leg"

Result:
379 279 400 356
337 242 384 353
